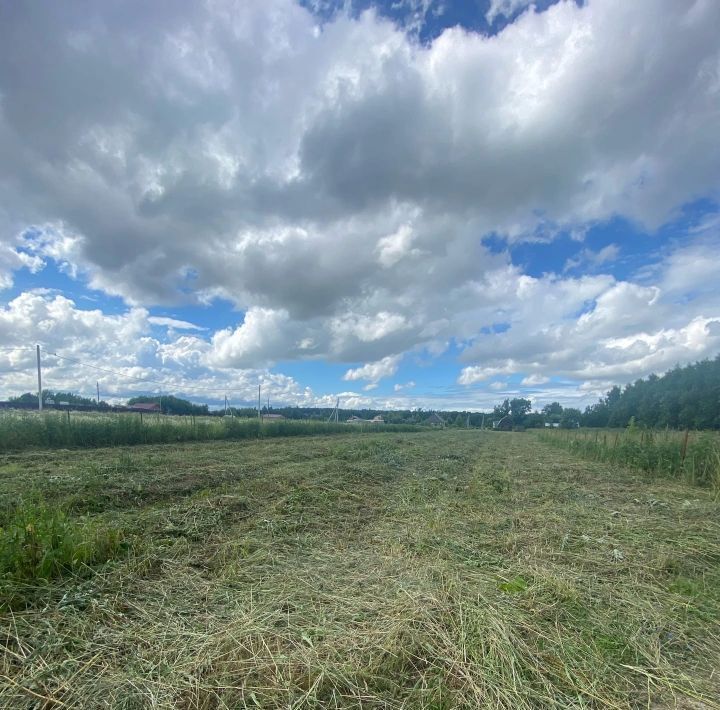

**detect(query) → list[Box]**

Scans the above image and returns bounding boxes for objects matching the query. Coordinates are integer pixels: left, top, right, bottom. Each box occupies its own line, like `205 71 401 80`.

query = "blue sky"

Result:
300 0 570 40
1 0 719 411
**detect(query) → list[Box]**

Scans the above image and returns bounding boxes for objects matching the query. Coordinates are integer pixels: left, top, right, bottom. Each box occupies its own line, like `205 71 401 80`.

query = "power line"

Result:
44 351 165 386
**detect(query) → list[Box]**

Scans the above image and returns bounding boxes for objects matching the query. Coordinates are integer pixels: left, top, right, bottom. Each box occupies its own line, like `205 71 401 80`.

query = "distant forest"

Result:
581 355 720 430
4 355 719 429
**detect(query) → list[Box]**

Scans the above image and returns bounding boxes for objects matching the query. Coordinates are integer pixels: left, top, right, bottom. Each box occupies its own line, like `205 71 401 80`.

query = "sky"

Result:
0 0 719 412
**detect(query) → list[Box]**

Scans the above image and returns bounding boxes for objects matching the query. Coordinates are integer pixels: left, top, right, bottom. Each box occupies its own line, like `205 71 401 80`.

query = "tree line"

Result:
9 391 110 408
489 357 720 429
581 355 720 429
6 392 208 416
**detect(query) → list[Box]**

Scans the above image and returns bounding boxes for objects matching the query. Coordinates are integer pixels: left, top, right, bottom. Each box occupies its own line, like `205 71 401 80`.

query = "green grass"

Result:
538 427 720 490
0 501 127 608
0 410 418 452
0 431 718 707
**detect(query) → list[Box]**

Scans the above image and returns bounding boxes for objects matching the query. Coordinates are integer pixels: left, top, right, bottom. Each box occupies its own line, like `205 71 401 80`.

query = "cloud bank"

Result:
0 0 719 407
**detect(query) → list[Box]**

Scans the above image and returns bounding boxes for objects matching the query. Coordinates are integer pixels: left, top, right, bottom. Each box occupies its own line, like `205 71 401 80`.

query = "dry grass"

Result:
0 432 718 708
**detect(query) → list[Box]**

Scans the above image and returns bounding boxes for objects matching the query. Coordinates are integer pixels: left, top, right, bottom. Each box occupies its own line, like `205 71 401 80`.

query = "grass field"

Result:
0 411 416 452
1 431 719 708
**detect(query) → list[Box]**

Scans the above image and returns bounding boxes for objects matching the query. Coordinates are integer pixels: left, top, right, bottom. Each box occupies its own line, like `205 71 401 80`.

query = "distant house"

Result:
128 402 161 413
425 412 445 427
346 415 384 424
263 413 285 420
544 422 560 428
493 415 513 431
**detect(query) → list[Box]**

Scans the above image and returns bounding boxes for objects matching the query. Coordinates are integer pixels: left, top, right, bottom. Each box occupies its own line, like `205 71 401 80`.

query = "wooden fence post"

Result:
681 429 690 463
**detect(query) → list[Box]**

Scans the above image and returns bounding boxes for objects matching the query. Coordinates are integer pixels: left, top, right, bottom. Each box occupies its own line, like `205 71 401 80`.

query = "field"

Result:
1 431 719 708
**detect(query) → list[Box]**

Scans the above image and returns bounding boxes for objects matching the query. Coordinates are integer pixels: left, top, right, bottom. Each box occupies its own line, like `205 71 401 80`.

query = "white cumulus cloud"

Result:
343 355 402 384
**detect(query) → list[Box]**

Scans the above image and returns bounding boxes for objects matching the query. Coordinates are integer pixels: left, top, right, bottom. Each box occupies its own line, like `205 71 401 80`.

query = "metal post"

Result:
258 383 262 437
36 344 42 411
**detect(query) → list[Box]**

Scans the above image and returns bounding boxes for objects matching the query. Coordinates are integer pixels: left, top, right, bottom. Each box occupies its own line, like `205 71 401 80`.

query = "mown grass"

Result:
0 431 718 708
0 410 417 452
539 427 720 490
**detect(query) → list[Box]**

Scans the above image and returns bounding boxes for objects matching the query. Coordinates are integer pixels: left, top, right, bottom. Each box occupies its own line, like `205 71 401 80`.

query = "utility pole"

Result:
258 384 262 425
224 394 228 416
97 381 100 406
327 397 340 423
36 344 42 411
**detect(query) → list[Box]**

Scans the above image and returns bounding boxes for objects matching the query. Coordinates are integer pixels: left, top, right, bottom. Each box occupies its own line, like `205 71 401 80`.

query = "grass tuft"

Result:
0 501 127 608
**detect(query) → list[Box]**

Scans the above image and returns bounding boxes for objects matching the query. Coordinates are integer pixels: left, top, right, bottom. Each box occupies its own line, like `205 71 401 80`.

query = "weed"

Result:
539 427 720 489
498 575 529 593
0 500 127 607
